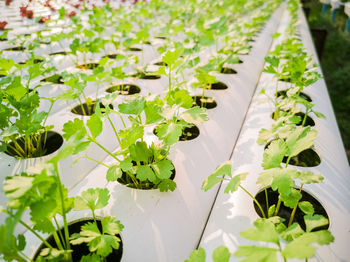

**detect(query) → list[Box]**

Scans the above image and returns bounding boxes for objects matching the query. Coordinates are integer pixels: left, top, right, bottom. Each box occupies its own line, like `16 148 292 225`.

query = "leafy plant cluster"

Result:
1 0 283 260
187 0 334 261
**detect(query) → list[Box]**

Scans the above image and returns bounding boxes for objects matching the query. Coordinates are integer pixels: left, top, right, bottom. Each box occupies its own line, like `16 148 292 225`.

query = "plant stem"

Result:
107 116 122 145
17 219 53 249
265 188 269 217
274 198 282 216
239 185 266 218
288 185 303 227
90 137 121 162
54 216 66 249
85 155 110 168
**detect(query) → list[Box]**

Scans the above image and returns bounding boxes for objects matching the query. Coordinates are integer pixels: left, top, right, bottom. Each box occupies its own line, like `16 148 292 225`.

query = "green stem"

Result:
85 155 110 168
17 219 53 249
288 185 303 227
274 198 282 216
239 185 266 218
265 188 270 217
107 116 122 145
52 230 64 250
90 137 121 162
54 216 66 249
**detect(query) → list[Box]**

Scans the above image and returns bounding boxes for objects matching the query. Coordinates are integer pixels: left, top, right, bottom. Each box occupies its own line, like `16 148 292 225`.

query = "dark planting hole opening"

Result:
220 67 237 74
271 111 315 127
153 123 200 142
254 187 329 231
143 40 152 45
76 63 99 70
49 51 69 56
103 54 121 59
192 96 217 109
276 90 312 102
4 46 25 51
131 72 161 80
19 58 44 65
0 37 7 41
106 84 141 95
71 101 113 116
33 218 123 262
205 81 228 90
155 36 166 40
127 47 142 52
4 131 63 159
153 61 167 66
117 161 176 190
41 74 64 84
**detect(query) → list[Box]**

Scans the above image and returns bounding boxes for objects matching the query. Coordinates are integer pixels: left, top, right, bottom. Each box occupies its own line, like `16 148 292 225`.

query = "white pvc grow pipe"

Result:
198 5 350 262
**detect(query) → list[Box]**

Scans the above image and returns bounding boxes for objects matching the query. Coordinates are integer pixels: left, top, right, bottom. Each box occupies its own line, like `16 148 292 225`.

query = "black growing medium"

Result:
131 72 161 80
4 131 63 158
103 54 121 59
49 51 69 56
192 96 217 109
271 111 315 127
33 218 123 262
254 187 329 231
276 90 312 102
106 84 141 95
118 161 176 190
71 102 113 116
127 47 142 52
153 61 168 66
76 63 99 70
204 81 228 90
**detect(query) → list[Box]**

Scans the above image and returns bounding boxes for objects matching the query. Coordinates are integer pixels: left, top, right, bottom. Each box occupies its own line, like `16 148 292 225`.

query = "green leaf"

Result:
152 159 174 179
212 246 230 262
185 248 206 262
118 96 145 115
224 173 248 193
298 201 314 215
162 49 183 67
181 107 208 125
3 175 34 199
106 166 123 182
234 245 278 262
62 118 87 140
118 126 144 150
282 230 334 259
86 114 103 139
202 161 232 192
279 188 302 208
262 140 288 169
155 122 183 145
166 89 193 109
74 188 110 211
5 76 26 101
304 214 329 233
268 205 276 218
285 126 317 157
280 223 305 242
271 171 294 196
240 219 280 245
293 171 323 184
158 179 177 192
136 165 154 181
129 141 152 162
80 254 101 262
120 157 133 171
101 216 123 236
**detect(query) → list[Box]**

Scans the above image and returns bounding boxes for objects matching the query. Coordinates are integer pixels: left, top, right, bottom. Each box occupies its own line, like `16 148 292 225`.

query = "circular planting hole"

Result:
117 161 176 190
271 111 315 127
33 218 123 262
19 58 44 65
4 46 25 51
41 74 64 84
4 131 63 159
106 84 141 95
127 47 142 52
192 95 217 109
155 36 166 40
154 123 200 142
204 81 228 90
254 187 329 231
49 51 69 56
71 101 113 116
131 72 161 80
103 53 121 59
143 40 152 45
76 63 99 70
153 61 167 66
0 37 8 41
276 90 312 102
220 67 237 74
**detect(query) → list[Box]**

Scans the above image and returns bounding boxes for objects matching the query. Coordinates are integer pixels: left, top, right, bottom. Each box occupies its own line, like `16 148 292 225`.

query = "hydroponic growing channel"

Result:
0 0 349 261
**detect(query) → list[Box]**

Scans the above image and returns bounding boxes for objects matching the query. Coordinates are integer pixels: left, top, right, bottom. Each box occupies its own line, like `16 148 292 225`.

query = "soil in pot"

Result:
4 131 63 159
254 187 329 231
33 218 123 262
271 111 315 127
117 160 176 190
192 96 217 109
106 84 141 95
4 46 25 51
131 72 161 80
41 74 64 84
220 67 237 74
276 90 312 102
49 51 69 56
71 101 113 116
76 63 99 70
153 123 200 141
